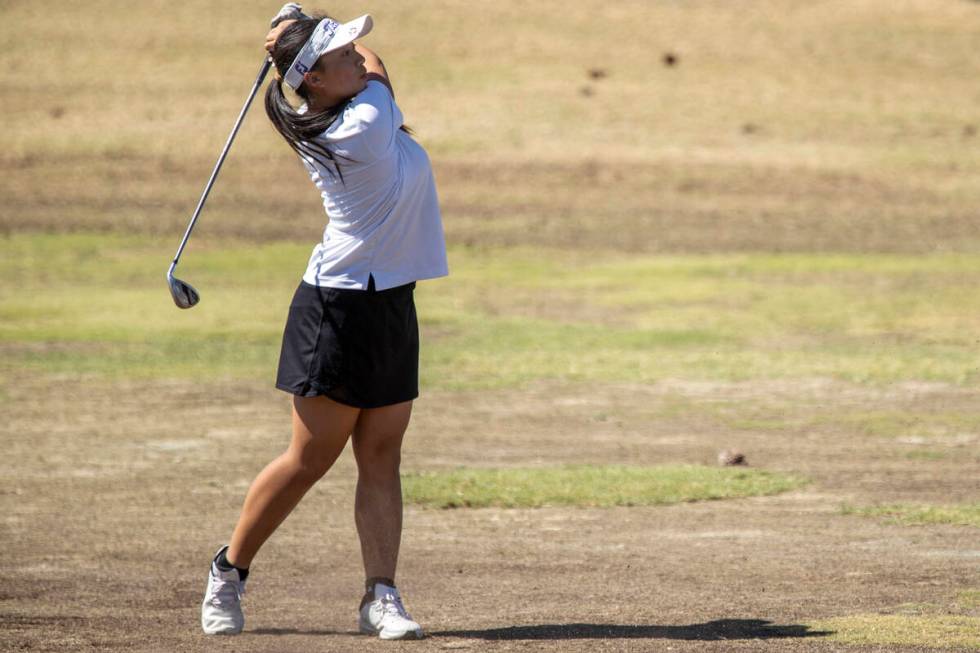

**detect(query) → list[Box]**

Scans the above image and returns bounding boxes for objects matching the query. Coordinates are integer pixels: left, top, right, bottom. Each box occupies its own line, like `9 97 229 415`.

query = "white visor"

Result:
283 15 373 91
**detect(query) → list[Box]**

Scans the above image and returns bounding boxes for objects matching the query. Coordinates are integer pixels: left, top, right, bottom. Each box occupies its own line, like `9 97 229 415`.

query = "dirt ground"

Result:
1 374 977 652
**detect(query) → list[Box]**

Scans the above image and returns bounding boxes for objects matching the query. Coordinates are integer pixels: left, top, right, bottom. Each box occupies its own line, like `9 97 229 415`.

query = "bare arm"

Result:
356 43 393 97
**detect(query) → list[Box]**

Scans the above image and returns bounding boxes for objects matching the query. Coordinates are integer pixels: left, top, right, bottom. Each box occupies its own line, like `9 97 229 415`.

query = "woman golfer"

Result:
201 8 447 640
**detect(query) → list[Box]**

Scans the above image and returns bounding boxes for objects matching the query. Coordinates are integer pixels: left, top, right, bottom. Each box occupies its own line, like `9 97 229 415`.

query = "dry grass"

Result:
841 502 980 528
2 0 978 252
807 614 980 648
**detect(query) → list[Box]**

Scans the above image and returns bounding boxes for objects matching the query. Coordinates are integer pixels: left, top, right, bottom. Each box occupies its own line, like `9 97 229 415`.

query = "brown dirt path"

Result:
1 376 977 652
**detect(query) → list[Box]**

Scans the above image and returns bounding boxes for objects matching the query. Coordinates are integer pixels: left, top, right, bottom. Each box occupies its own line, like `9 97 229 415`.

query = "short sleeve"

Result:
319 80 403 159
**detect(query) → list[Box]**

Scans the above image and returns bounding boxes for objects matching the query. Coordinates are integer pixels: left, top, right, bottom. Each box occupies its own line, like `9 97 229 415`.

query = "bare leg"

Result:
351 400 413 580
226 395 361 568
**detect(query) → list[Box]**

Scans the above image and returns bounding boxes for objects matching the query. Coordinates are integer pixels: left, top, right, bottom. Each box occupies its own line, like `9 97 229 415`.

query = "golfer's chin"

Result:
340 78 368 103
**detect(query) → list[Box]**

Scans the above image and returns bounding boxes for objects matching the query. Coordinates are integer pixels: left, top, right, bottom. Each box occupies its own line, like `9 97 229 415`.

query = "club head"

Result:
168 273 200 309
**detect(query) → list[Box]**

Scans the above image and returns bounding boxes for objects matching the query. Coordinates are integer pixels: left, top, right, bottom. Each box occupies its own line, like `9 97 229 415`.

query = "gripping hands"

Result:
270 2 308 27
267 3 310 56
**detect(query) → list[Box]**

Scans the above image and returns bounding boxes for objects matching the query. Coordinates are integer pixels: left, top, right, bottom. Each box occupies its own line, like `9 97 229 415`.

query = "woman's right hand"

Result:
265 19 297 53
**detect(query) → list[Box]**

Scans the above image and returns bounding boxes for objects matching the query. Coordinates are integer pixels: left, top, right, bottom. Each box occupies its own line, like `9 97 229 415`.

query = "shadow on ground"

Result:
436 620 832 641
241 620 831 641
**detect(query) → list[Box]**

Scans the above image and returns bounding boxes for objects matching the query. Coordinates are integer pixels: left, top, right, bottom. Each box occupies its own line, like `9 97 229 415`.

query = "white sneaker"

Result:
359 583 424 640
201 546 246 635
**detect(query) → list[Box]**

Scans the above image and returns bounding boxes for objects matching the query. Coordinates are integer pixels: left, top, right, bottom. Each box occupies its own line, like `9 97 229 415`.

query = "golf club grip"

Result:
170 57 274 268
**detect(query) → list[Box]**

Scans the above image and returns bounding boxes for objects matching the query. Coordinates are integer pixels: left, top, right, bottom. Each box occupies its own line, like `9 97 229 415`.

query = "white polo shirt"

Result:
298 80 448 291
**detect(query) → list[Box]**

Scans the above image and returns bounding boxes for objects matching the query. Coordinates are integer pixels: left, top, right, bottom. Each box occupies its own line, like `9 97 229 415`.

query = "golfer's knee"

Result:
287 450 335 483
354 437 401 475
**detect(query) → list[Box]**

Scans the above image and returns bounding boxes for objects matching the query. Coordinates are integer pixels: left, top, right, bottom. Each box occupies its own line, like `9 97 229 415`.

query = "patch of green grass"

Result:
0 233 299 380
806 615 980 649
840 502 980 528
5 234 980 389
425 248 980 388
956 589 980 610
904 450 948 461
401 464 808 509
829 411 980 439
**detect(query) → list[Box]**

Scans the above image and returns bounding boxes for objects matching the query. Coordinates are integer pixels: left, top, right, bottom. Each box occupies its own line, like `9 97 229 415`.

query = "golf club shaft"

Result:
169 56 274 274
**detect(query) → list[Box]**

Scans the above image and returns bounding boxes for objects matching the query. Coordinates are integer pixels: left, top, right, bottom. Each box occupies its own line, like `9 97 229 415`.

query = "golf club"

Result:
167 4 307 309
166 55 272 309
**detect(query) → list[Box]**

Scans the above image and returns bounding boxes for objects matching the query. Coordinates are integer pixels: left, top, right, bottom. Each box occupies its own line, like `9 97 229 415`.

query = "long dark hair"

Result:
265 17 347 179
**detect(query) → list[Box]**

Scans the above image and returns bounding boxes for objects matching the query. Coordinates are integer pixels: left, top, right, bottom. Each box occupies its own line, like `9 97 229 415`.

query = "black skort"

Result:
276 278 419 408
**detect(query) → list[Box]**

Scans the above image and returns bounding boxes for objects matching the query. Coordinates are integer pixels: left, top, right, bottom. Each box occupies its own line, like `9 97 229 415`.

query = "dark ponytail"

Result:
265 18 347 179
